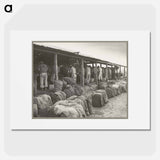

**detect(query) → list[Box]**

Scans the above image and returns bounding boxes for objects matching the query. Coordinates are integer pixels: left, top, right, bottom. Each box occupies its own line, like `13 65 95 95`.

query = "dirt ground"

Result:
89 93 128 118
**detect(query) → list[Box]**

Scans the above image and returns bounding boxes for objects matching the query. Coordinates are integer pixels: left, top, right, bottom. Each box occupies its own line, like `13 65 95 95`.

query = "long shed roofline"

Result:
33 44 127 67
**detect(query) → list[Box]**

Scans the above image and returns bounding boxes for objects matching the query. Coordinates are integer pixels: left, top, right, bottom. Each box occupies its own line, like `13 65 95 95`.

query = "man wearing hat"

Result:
38 61 48 90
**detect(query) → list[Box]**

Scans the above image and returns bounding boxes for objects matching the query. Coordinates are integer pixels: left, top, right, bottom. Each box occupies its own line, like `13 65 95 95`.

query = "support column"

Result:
112 65 114 80
109 65 111 80
124 66 125 77
106 63 108 82
95 63 98 84
53 53 58 80
80 58 84 86
117 66 119 79
119 66 121 79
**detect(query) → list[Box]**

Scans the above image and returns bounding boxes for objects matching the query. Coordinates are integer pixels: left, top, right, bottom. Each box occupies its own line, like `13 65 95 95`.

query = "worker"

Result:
91 66 94 82
111 66 116 80
38 61 48 90
93 66 98 83
70 64 77 82
60 64 70 77
75 63 81 84
98 66 103 81
104 67 109 82
86 65 91 83
102 67 105 81
108 67 112 80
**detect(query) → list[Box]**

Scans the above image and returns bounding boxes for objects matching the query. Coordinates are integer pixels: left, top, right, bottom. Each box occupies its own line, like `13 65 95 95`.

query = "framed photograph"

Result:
9 31 150 130
32 41 128 119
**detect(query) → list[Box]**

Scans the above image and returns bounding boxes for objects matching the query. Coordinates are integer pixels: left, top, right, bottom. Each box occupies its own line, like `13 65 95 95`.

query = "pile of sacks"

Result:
33 93 93 118
67 95 93 116
48 99 86 118
49 100 85 118
63 85 75 98
92 90 108 107
97 80 127 99
50 78 85 99
118 81 127 93
73 85 84 96
105 87 116 98
48 94 93 118
63 77 85 98
49 91 66 104
63 77 76 85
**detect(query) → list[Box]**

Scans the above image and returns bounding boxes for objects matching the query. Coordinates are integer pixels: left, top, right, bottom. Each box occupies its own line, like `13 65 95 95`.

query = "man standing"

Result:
98 66 103 81
38 61 48 90
104 67 109 82
86 65 91 83
93 66 98 83
70 64 77 82
111 66 116 80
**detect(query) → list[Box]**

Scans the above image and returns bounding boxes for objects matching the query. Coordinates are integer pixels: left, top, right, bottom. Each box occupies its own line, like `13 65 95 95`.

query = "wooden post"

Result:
119 66 121 79
80 58 84 86
113 65 116 80
106 63 108 82
95 63 98 84
109 65 111 80
124 66 125 77
54 53 58 80
117 66 119 79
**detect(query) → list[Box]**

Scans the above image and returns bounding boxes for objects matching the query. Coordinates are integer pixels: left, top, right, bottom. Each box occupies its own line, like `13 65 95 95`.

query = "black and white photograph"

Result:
32 41 128 119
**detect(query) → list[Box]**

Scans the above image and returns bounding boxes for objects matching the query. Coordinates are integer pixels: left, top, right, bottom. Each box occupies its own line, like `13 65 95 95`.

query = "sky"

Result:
34 42 127 66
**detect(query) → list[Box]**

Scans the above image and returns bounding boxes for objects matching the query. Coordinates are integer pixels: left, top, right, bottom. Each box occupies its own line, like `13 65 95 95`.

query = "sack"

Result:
98 82 108 90
92 93 104 107
49 84 54 91
111 84 121 96
76 96 90 116
96 90 108 103
63 77 76 85
49 91 66 104
106 87 116 98
119 83 127 93
63 85 75 98
73 85 84 96
62 80 67 89
67 95 78 100
67 95 92 116
34 94 53 110
89 84 98 91
92 90 108 107
48 100 86 118
34 94 53 117
54 80 63 92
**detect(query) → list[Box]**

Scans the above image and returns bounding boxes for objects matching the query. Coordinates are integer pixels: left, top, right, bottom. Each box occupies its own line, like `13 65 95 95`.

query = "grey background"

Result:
4 4 155 156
